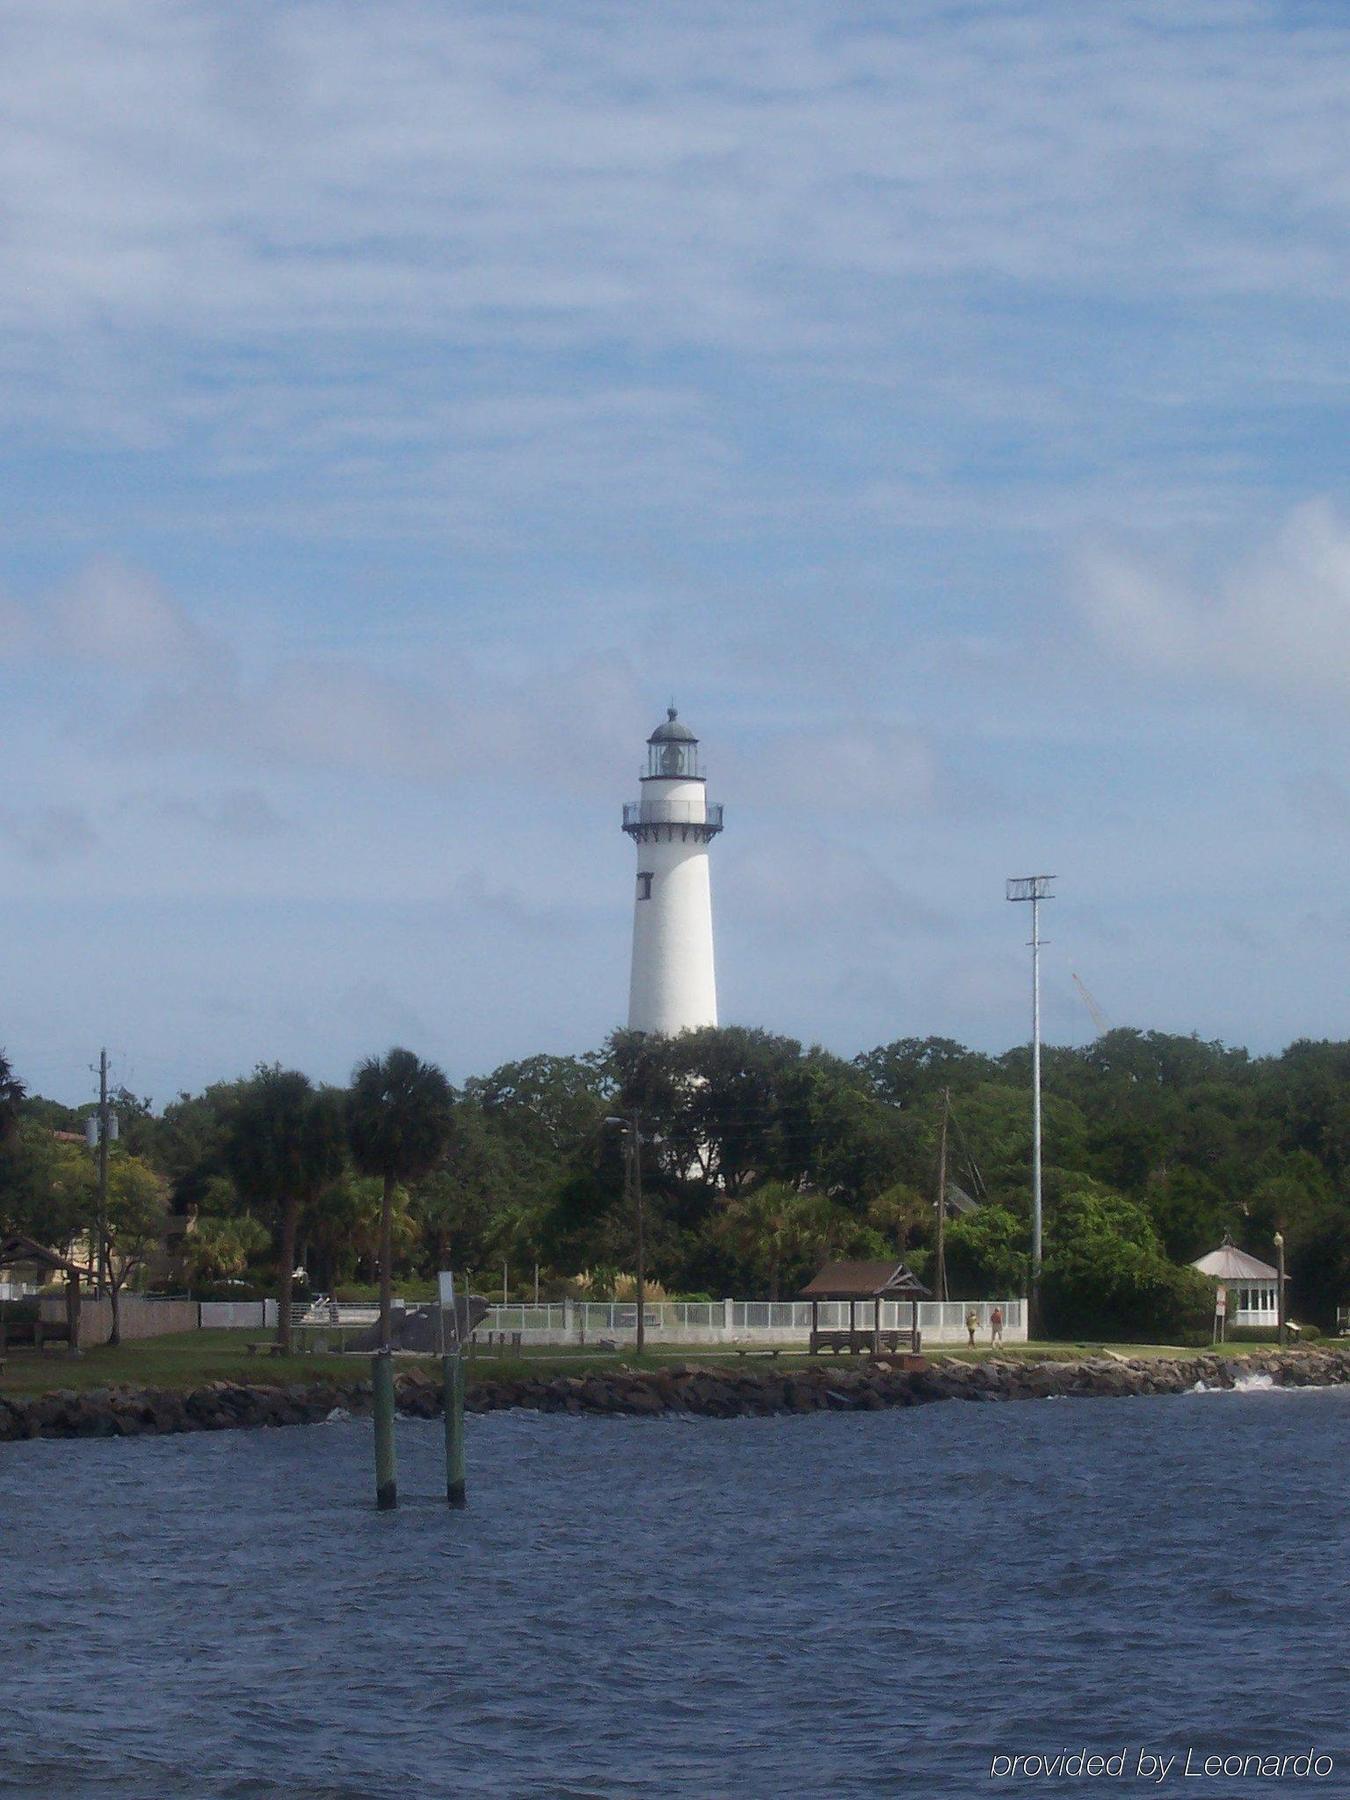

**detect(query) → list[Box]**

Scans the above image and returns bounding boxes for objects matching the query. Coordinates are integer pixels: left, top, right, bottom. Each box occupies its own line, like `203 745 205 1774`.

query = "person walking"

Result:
965 1307 979 1347
990 1305 1004 1347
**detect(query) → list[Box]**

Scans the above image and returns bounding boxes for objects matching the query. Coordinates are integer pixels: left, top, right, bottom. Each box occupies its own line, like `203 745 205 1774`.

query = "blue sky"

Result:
0 0 1346 1105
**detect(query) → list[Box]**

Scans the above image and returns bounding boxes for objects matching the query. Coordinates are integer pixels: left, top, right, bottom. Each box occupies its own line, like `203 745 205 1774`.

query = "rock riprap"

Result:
2 1347 1348 1442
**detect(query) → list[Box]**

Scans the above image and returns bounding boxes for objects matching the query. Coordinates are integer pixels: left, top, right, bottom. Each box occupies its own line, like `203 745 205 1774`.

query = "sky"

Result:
0 0 1346 1107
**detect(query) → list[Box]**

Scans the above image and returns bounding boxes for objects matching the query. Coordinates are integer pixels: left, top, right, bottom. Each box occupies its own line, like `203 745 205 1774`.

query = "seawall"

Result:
3 1347 1349 1442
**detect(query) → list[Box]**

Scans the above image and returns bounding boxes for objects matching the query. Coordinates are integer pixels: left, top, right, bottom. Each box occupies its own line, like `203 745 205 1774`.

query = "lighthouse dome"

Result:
642 706 703 779
648 706 698 744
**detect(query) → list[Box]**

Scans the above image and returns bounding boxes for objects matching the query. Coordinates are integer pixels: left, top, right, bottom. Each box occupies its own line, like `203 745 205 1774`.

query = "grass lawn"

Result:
1 1328 1306 1401
0 1330 377 1398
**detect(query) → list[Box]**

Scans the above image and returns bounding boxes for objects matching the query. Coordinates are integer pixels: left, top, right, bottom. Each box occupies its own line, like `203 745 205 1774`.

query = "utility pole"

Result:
96 1049 110 1299
1006 876 1054 1329
1274 1231 1286 1348
935 1088 950 1304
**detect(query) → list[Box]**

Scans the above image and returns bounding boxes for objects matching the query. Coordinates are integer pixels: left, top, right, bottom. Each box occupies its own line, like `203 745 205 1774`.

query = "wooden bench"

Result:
244 1341 287 1358
809 1329 920 1356
0 1319 70 1352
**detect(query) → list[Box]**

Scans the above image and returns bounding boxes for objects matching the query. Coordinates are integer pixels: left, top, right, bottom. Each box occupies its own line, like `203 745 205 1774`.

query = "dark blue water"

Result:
1 1385 1345 1799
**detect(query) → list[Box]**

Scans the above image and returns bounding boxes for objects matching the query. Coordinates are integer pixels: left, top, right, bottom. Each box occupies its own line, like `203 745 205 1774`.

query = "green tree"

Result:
943 1205 1029 1299
103 1156 171 1346
157 1079 253 1212
310 1174 420 1291
182 1212 271 1288
0 1122 95 1248
1040 1181 1213 1342
226 1069 347 1351
716 1181 841 1299
346 1048 454 1346
0 1051 27 1147
856 1036 996 1108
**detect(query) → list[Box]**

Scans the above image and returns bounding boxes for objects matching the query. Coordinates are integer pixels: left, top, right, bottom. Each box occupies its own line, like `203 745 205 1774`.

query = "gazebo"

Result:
799 1260 930 1357
1190 1233 1283 1328
0 1235 92 1354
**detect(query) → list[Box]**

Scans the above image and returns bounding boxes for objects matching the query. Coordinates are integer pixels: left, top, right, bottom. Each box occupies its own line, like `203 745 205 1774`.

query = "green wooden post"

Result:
372 1350 398 1510
443 1351 467 1507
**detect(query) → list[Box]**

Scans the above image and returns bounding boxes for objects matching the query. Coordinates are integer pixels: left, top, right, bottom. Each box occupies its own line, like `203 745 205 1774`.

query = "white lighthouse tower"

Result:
623 707 723 1035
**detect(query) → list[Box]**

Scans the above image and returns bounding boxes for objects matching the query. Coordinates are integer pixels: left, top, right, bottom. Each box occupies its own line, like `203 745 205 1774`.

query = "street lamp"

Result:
605 1115 647 1357
1273 1231 1286 1348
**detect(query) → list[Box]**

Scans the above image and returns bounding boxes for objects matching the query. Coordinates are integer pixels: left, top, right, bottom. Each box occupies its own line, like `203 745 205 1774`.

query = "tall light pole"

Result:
1274 1230 1286 1348
1006 876 1054 1327
934 1088 950 1304
84 1047 117 1299
605 1115 647 1357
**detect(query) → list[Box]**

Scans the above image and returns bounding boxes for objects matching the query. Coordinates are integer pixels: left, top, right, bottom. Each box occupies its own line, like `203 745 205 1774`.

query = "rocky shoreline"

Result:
3 1346 1349 1441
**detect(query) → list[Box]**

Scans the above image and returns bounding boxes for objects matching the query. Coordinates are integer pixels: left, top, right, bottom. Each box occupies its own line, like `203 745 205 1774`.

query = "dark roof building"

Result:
799 1259 930 1358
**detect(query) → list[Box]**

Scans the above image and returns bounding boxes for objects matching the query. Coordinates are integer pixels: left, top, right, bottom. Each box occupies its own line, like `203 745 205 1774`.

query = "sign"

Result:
438 1270 460 1347
1214 1285 1227 1316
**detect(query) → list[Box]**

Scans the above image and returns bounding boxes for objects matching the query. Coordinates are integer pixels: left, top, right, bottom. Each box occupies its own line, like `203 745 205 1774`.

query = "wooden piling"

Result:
443 1351 467 1508
372 1351 398 1510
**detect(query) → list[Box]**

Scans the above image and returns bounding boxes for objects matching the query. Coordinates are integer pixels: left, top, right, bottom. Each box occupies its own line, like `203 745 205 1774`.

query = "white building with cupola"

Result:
623 707 722 1036
1190 1234 1283 1328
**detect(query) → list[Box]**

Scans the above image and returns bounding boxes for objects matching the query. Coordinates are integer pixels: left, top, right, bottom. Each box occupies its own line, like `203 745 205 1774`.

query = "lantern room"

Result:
643 707 702 781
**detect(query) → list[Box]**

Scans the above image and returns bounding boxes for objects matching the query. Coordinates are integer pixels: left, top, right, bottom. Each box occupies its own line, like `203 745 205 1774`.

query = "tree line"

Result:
1 1027 1347 1342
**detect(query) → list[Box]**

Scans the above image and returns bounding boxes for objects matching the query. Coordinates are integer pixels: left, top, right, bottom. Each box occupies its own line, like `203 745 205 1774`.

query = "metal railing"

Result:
289 1300 381 1328
622 801 723 832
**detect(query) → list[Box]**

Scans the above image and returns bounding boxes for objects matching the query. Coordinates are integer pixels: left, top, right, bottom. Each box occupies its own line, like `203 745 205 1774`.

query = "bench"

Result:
809 1329 921 1357
0 1319 71 1352
244 1341 287 1358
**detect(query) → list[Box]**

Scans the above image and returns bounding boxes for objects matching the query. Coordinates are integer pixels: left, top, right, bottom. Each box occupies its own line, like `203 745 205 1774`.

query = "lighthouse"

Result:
623 707 723 1035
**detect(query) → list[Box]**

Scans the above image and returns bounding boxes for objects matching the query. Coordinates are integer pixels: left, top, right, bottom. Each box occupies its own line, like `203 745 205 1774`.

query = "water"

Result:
2 1388 1346 1798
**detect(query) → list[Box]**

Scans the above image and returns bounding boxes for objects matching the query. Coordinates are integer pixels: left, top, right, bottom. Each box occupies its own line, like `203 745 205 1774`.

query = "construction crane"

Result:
1072 972 1110 1037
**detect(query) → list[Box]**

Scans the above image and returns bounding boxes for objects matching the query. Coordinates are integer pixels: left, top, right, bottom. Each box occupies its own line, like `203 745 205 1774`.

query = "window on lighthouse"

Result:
637 872 653 899
659 742 685 776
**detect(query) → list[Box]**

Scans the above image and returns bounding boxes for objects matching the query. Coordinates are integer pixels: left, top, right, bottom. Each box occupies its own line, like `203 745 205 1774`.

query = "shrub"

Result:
1222 1322 1322 1345
1040 1181 1214 1343
944 1206 1029 1297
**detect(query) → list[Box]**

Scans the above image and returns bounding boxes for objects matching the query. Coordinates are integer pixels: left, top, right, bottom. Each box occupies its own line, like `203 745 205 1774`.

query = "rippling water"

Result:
2 1386 1346 1798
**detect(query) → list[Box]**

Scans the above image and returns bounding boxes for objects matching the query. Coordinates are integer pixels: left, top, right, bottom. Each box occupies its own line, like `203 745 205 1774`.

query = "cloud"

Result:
149 789 287 840
0 593 37 659
1286 770 1350 839
1076 502 1350 701
47 557 222 677
0 803 97 864
734 721 940 815
0 5 1346 433
124 644 649 796
725 834 949 941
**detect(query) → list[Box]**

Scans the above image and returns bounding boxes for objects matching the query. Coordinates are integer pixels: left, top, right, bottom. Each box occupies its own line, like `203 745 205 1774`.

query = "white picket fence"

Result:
477 1298 1024 1347
198 1300 278 1329
195 1295 1024 1347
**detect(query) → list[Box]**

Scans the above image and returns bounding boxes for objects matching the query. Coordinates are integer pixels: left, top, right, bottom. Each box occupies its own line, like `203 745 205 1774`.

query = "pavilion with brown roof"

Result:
799 1259 930 1357
0 1235 92 1355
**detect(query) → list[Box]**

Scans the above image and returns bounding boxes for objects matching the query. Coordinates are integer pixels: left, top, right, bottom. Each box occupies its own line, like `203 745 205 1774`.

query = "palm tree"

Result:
0 1050 26 1147
718 1180 839 1301
225 1068 347 1353
346 1048 454 1347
